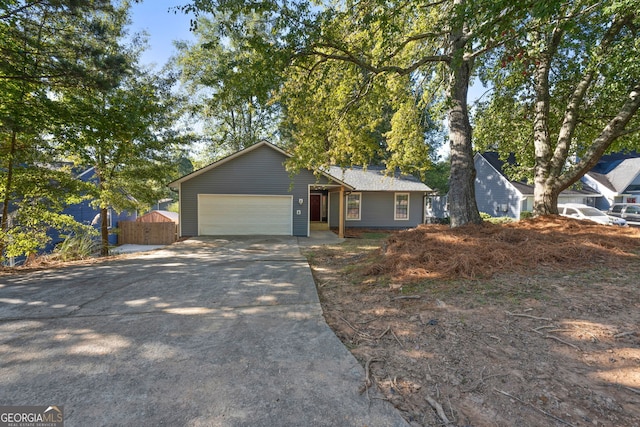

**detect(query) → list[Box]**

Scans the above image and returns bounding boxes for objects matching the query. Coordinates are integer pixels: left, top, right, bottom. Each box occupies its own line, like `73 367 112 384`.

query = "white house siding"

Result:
557 195 591 205
582 175 617 210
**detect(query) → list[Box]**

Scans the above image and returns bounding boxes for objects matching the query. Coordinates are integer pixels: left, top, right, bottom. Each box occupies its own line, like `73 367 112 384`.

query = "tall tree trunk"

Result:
532 17 632 215
532 27 563 216
533 80 640 215
532 58 556 215
448 64 481 227
100 207 109 256
447 3 481 228
556 83 640 192
96 170 109 257
534 182 559 216
0 130 17 259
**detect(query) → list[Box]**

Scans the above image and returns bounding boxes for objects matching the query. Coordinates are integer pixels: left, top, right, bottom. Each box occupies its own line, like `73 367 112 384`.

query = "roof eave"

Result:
313 171 355 191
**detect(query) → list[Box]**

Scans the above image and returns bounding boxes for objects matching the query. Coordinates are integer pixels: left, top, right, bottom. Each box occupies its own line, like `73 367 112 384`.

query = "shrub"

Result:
480 212 515 224
54 230 100 261
520 211 534 220
487 216 515 224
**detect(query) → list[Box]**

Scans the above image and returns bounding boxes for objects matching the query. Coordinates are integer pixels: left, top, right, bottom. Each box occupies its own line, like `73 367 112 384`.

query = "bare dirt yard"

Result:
303 217 640 427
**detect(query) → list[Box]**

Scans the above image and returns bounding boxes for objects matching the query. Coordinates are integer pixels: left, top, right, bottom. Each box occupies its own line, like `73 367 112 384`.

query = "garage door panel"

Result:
198 195 293 235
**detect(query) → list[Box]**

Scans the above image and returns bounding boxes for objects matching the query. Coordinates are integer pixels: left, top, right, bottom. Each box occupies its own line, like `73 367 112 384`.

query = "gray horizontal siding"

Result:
474 156 521 219
180 144 329 237
329 191 426 229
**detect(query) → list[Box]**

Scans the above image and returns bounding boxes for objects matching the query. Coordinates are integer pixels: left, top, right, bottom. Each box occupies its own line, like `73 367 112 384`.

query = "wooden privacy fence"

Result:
118 221 177 245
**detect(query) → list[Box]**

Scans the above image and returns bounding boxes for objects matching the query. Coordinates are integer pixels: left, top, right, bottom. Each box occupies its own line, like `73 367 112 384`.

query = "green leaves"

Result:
1 1 189 260
473 0 640 214
173 14 284 160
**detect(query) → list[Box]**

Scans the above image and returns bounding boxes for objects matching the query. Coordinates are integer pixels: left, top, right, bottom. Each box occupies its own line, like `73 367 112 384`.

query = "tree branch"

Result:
557 83 640 191
385 31 449 63
615 125 640 138
466 2 605 61
0 73 74 81
0 0 44 21
550 14 633 177
299 43 449 76
418 0 449 9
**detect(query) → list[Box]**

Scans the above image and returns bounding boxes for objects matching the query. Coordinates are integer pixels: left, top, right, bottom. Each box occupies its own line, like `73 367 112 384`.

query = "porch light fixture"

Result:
298 198 304 205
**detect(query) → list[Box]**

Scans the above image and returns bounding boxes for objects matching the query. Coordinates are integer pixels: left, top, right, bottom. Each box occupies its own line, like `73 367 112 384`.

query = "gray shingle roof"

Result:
327 166 432 192
510 181 533 196
586 171 616 192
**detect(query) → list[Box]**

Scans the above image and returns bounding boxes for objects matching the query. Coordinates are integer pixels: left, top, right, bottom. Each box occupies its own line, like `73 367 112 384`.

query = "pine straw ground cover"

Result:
366 216 640 281
304 217 640 427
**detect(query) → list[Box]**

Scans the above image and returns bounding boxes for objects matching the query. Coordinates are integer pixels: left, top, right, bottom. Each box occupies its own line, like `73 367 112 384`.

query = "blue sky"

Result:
129 1 196 69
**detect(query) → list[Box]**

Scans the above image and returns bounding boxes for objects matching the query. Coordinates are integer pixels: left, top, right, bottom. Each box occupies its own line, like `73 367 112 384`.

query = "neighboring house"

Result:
168 141 433 238
59 167 137 247
153 198 176 211
1 166 136 264
474 152 601 219
582 154 640 211
426 195 448 220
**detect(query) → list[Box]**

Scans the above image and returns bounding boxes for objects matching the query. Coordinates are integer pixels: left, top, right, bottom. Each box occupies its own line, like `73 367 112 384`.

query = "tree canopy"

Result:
4 0 640 264
1 0 127 259
180 0 528 226
474 0 640 214
1 0 189 261
173 13 284 161
58 66 188 254
181 0 640 223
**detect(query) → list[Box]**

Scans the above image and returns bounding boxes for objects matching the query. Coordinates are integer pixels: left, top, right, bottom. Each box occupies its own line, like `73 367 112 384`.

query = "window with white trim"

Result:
395 193 410 220
346 193 361 220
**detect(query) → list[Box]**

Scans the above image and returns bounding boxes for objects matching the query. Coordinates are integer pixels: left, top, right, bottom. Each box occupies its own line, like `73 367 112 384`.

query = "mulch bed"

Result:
364 216 640 280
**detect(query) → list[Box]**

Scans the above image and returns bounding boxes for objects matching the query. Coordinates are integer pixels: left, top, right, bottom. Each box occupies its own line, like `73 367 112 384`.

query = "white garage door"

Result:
198 194 293 235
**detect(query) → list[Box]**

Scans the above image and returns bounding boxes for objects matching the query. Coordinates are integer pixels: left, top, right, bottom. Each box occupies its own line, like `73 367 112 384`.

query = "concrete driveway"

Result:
0 236 408 427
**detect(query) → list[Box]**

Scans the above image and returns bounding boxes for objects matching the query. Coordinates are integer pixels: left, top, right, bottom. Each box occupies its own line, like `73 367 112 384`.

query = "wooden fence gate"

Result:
118 221 177 245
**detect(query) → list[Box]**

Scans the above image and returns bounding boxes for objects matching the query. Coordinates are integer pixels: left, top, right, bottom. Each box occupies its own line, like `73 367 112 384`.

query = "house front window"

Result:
395 193 409 220
346 193 361 220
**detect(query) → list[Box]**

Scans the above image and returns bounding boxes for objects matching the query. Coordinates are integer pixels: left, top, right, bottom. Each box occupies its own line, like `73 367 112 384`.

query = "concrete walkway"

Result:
298 230 346 246
0 236 407 426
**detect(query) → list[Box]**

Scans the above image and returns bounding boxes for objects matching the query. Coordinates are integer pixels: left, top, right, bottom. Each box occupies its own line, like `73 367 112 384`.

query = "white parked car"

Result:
558 203 627 226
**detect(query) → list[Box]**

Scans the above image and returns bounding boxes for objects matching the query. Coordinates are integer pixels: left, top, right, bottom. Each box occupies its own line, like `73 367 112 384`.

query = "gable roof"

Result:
585 171 617 192
475 152 524 195
480 151 518 175
168 141 352 190
169 140 431 192
591 151 640 174
328 166 432 192
585 157 640 194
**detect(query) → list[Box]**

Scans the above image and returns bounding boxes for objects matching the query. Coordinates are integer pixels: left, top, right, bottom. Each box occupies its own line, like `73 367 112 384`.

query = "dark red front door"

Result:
310 194 321 221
